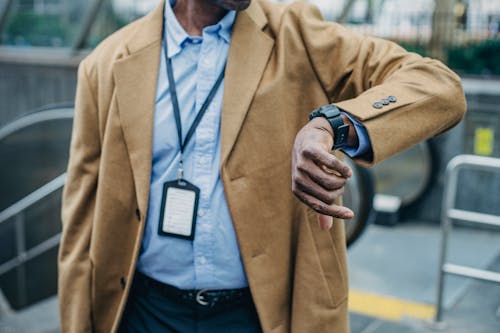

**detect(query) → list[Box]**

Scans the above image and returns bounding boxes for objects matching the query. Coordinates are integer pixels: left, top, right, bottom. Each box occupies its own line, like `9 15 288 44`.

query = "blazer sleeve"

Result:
58 60 100 333
294 2 467 165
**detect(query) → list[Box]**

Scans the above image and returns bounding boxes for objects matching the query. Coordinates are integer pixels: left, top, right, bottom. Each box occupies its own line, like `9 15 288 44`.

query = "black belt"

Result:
134 271 252 308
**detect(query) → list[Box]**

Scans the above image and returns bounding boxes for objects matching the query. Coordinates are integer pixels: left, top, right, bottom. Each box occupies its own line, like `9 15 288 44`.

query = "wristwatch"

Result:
309 104 349 150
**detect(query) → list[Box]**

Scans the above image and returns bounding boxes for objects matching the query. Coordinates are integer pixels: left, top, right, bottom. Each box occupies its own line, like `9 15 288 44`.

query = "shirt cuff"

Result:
340 112 372 158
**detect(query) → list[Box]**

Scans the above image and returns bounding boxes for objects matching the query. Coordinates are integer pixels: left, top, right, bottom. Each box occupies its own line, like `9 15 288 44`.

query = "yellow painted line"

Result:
348 290 435 322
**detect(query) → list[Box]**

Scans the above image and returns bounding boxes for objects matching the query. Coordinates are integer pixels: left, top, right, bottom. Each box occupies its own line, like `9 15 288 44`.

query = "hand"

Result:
292 117 354 230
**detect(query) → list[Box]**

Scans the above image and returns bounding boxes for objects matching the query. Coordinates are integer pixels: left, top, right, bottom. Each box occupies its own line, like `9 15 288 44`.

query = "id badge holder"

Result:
158 179 200 240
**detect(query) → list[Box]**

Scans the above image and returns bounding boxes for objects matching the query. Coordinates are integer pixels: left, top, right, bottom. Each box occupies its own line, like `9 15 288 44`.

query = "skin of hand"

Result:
292 116 357 230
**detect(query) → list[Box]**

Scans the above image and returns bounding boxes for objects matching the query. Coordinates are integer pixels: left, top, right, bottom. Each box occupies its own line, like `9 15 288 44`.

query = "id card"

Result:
158 180 200 240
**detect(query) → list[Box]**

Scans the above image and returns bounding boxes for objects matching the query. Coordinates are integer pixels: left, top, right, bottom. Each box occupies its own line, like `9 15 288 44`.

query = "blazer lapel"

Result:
113 0 273 211
221 1 274 165
113 1 164 214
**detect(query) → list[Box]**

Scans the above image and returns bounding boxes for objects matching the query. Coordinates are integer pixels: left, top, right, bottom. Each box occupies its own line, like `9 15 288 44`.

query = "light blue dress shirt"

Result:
137 0 371 290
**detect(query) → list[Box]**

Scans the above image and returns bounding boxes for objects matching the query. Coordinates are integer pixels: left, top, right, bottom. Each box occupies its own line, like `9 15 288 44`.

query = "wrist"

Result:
309 117 334 137
340 114 359 148
308 104 353 150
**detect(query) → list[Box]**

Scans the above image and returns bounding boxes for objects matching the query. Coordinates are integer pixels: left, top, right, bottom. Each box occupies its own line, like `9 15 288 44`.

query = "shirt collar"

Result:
164 0 236 58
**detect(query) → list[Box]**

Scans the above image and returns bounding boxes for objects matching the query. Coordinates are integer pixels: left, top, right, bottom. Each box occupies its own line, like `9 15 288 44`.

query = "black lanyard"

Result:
163 20 226 180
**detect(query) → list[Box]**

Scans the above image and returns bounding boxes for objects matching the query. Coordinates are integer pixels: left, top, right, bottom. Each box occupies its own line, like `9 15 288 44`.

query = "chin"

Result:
211 0 252 11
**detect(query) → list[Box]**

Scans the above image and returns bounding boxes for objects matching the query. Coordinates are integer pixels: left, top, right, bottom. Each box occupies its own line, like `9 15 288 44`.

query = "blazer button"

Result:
373 102 383 109
135 209 141 221
388 96 397 103
120 276 126 289
381 98 390 105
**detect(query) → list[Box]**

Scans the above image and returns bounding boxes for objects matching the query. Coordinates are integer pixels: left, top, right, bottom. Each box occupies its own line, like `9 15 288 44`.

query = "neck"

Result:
173 0 228 36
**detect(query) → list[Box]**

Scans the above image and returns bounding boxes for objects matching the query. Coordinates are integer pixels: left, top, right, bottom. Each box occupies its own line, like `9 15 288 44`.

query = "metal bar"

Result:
0 173 66 225
446 154 500 174
14 213 27 307
71 0 107 51
434 156 459 323
0 233 61 277
0 107 74 140
434 154 500 324
448 209 500 227
0 0 15 42
337 0 356 24
443 264 500 284
0 288 12 316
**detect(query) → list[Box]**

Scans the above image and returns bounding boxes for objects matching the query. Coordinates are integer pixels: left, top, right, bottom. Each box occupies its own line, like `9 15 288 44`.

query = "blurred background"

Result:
0 0 499 332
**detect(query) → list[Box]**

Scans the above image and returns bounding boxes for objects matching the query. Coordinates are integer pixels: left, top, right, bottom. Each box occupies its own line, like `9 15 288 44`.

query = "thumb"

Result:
318 214 333 230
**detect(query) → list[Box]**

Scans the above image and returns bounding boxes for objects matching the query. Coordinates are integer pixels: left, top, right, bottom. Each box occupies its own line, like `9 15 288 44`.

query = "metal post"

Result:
434 160 459 323
433 155 500 327
337 0 357 24
0 0 15 43
14 212 27 308
71 0 106 52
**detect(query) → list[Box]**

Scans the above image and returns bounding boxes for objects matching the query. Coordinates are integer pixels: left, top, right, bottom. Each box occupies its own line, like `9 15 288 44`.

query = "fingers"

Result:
291 125 354 225
318 214 333 230
302 163 347 191
302 147 352 179
294 171 345 204
293 188 354 220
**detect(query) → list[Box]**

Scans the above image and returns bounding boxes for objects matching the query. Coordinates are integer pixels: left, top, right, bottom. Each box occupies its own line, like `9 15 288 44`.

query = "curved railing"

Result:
0 105 73 310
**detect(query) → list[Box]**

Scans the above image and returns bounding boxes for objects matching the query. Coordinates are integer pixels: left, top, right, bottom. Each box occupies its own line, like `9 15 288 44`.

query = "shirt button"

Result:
381 98 390 105
373 102 383 109
199 256 207 265
388 95 397 103
198 209 205 217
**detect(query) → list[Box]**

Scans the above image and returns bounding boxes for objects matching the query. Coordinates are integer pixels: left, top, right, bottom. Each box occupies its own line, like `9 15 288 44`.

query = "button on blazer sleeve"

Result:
58 60 101 333
293 2 467 165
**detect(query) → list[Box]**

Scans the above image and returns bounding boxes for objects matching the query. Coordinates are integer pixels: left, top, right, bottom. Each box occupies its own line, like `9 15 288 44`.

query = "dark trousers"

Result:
118 273 262 333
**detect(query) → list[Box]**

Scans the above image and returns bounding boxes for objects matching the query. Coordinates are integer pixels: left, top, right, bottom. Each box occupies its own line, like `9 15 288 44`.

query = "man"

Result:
58 0 466 332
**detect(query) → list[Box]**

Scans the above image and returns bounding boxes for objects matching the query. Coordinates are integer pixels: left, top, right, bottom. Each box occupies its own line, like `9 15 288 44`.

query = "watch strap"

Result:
309 104 350 150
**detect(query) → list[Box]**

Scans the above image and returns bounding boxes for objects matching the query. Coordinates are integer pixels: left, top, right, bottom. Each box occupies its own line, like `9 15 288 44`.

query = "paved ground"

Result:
349 254 500 333
348 222 500 333
1 221 499 333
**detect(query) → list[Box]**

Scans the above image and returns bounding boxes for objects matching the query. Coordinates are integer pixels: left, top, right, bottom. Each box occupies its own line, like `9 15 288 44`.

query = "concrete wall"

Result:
0 47 85 127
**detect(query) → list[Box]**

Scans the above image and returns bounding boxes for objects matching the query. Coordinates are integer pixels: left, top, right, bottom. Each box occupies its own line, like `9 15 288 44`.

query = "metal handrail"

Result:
0 106 73 310
0 173 66 311
0 233 61 277
0 173 66 225
0 106 73 140
434 154 500 324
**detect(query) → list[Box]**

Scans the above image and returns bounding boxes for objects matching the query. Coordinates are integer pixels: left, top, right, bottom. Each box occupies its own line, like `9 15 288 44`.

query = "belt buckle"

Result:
196 289 209 306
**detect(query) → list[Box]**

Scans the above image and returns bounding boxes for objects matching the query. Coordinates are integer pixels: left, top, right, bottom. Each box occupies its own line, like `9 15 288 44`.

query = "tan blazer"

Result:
58 0 466 332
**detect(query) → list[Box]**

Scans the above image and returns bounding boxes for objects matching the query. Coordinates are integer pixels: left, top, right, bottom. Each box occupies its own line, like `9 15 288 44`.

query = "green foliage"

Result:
398 39 500 76
6 11 75 47
447 39 500 76
398 43 428 57
5 8 129 48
